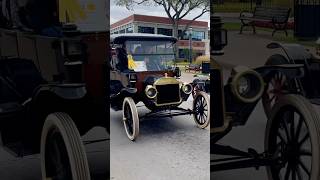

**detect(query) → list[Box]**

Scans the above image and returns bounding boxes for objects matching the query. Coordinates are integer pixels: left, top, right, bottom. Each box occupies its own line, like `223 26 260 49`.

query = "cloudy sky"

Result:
110 0 210 25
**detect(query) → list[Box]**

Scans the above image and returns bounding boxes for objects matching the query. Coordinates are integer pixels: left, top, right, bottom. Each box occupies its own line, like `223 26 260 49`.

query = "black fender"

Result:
255 64 305 80
192 75 210 92
267 42 312 62
110 87 137 99
110 87 137 111
29 84 106 133
33 84 87 100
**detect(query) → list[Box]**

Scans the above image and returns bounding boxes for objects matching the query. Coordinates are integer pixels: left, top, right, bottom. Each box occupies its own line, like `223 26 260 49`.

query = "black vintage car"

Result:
110 33 210 141
211 16 320 180
0 28 108 179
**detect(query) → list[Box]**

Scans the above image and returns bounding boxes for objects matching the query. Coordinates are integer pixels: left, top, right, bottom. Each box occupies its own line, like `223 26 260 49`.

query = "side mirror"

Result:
174 67 181 78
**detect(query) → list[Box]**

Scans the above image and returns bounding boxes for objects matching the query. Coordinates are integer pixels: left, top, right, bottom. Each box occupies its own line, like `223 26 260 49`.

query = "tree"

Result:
115 0 209 40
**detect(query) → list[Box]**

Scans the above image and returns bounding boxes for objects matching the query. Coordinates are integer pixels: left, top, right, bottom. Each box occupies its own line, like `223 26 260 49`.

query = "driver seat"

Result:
116 48 128 71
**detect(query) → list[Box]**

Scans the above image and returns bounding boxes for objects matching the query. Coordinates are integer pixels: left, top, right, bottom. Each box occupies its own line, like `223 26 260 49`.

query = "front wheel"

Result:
265 95 320 180
122 97 139 141
41 112 91 180
193 91 210 129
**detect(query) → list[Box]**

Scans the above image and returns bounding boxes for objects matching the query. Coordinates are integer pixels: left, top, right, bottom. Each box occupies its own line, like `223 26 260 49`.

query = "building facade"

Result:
111 14 209 59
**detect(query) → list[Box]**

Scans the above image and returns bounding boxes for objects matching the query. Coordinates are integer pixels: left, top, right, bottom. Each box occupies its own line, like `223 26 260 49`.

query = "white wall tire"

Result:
41 112 91 180
122 97 139 141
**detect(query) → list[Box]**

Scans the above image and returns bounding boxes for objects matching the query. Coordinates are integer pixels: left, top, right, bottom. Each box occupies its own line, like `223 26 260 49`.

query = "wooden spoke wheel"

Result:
193 91 210 129
122 97 139 141
265 95 320 180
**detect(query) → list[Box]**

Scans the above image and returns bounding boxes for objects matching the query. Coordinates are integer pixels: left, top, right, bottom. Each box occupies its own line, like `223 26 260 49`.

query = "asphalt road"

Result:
110 73 210 180
0 127 109 180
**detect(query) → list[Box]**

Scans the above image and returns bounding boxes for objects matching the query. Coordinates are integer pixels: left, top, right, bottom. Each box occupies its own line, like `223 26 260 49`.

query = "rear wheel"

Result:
122 97 139 141
193 91 210 129
265 95 320 180
41 112 91 180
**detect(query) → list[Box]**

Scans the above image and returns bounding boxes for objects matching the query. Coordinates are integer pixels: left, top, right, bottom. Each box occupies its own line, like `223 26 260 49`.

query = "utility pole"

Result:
189 27 193 64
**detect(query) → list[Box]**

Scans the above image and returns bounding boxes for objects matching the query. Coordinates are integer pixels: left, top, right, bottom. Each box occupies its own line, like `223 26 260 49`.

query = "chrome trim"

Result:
230 67 264 103
182 83 193 95
145 85 157 99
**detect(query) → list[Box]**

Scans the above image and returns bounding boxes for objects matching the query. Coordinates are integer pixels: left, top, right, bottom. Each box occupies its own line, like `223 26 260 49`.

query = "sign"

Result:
59 0 108 32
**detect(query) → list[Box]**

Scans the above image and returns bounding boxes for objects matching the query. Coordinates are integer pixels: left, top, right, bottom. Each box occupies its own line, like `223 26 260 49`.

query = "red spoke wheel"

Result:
262 54 297 118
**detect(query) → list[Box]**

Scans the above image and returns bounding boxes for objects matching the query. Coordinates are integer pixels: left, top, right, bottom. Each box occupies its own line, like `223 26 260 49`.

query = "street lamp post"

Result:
189 27 193 64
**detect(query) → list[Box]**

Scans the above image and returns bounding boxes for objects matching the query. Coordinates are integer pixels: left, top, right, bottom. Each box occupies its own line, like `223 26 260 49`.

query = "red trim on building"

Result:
111 15 134 29
111 14 208 29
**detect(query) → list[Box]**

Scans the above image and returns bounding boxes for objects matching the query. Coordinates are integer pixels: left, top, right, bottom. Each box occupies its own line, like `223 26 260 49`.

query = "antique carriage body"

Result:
0 28 108 179
0 0 111 178
110 33 210 140
211 16 320 180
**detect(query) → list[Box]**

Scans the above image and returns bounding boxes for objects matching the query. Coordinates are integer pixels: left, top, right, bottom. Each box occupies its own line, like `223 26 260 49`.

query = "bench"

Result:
239 7 291 36
185 64 201 73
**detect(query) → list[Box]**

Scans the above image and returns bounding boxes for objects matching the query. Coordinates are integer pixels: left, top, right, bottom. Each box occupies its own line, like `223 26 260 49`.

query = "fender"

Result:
255 64 305 79
110 87 137 99
110 87 137 111
267 42 312 62
33 84 87 100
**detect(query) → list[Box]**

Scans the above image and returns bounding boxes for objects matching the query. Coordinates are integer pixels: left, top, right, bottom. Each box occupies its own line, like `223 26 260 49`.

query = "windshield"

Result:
125 40 175 72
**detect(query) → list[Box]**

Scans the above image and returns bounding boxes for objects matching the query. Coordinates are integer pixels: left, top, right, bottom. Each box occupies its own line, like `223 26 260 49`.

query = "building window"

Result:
192 31 205 41
157 28 172 36
114 31 119 34
119 29 125 34
126 26 133 33
138 26 155 34
178 30 205 41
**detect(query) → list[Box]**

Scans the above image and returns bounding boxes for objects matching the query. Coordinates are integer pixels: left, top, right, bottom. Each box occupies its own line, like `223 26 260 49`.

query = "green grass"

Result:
213 1 294 16
223 22 318 47
214 2 253 13
223 22 242 31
